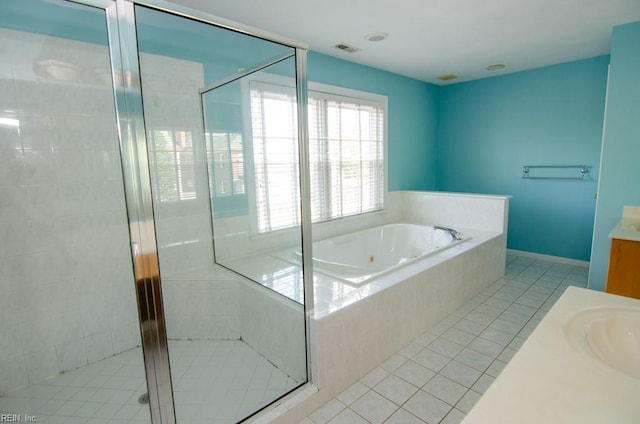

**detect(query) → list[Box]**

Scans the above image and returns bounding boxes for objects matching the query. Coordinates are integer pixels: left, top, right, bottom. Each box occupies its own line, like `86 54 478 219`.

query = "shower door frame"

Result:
78 0 315 422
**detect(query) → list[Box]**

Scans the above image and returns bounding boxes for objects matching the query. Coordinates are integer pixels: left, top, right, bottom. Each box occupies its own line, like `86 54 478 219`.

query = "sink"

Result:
622 222 640 232
564 307 640 379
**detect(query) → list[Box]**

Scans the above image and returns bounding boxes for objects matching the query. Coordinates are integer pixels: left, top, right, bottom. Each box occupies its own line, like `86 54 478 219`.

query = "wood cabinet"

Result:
606 237 640 299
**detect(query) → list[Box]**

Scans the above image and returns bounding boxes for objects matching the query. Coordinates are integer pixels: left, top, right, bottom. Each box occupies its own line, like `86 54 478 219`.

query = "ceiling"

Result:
170 0 640 85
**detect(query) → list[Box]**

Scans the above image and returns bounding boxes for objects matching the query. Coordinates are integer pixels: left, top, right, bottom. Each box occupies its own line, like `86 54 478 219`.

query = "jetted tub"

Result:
295 223 469 285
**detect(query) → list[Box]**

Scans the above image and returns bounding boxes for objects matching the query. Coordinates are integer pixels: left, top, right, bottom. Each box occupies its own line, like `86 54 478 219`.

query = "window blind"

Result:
250 83 301 232
250 80 385 233
207 131 245 197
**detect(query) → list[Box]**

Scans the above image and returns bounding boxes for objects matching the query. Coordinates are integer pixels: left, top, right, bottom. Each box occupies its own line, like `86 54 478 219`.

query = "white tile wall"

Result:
162 263 307 384
139 50 309 402
163 277 241 340
240 279 307 382
0 29 141 394
402 191 510 233
139 53 214 279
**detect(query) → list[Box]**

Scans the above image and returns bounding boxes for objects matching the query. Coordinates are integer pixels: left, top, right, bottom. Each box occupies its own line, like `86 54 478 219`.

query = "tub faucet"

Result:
434 225 464 241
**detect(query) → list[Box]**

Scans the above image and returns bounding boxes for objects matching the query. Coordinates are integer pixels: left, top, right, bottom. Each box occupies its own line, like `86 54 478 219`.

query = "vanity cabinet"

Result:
606 237 640 299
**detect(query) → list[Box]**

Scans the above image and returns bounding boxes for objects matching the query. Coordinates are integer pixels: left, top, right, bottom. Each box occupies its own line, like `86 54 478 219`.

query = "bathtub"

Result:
296 223 468 285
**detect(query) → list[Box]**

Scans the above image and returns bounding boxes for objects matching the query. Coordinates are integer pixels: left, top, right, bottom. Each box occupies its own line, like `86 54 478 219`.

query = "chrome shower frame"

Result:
58 0 315 423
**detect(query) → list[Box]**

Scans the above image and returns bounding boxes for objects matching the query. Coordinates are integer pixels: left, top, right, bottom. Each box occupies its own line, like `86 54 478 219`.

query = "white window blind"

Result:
251 82 301 232
250 79 385 233
207 131 245 197
309 96 384 222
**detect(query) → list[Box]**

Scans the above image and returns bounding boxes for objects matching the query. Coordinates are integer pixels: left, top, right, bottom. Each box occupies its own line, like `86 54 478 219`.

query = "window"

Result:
148 129 196 202
250 82 301 232
308 96 385 222
249 77 386 233
206 131 245 197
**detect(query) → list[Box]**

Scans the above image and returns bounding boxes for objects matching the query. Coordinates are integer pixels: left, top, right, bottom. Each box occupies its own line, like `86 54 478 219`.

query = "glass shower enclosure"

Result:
0 0 312 423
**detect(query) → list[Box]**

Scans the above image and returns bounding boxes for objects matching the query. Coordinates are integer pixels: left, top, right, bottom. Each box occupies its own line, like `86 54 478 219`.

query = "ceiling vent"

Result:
437 73 459 81
333 43 360 53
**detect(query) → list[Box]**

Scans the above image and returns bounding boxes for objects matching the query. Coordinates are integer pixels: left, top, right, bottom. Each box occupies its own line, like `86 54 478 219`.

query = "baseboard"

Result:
507 249 589 268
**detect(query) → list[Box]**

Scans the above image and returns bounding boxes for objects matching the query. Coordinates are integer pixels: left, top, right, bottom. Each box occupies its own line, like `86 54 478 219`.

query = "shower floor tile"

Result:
303 253 589 424
0 340 300 424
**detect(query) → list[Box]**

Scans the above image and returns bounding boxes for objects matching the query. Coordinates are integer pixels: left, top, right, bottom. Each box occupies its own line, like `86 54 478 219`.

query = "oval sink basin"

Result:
564 307 640 379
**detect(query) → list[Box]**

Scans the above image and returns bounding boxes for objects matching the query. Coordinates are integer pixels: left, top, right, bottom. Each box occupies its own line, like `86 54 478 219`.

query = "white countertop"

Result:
462 286 640 424
609 219 640 242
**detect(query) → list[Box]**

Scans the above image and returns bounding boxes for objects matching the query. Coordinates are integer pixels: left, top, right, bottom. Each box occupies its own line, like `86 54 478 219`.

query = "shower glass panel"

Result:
0 0 150 423
202 60 304 299
134 5 308 423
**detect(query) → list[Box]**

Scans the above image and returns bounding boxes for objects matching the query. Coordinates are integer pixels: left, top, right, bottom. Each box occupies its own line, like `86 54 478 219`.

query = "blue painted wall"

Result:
6 0 624 265
437 57 609 261
589 21 640 290
308 52 440 191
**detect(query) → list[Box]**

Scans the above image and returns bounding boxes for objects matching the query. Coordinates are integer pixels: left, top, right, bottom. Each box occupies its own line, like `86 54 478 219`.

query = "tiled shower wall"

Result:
142 54 307 380
0 30 140 394
139 53 214 279
139 53 238 341
162 270 307 382
163 272 242 341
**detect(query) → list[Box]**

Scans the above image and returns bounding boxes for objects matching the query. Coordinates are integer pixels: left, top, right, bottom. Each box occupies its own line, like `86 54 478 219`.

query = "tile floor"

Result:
0 339 300 424
300 254 589 424
0 254 589 424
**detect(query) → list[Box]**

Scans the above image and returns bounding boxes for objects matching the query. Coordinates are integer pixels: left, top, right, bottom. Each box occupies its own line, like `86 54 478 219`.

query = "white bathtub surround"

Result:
311 227 504 318
461 287 640 424
301 235 504 415
401 190 509 234
307 191 510 318
254 192 510 423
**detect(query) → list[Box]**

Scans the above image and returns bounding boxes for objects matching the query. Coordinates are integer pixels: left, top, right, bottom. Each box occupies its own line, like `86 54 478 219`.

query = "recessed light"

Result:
365 32 388 42
486 64 506 71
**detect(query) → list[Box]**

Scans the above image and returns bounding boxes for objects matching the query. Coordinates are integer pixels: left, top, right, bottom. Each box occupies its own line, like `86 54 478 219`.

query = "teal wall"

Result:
308 52 440 191
589 21 640 290
437 57 609 261
0 0 106 44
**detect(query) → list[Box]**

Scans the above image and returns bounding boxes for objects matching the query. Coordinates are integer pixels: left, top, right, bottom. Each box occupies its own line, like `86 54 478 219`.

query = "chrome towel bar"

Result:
522 165 589 180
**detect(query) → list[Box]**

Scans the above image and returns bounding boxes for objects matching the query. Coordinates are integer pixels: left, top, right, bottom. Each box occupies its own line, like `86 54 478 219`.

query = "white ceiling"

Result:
170 0 640 85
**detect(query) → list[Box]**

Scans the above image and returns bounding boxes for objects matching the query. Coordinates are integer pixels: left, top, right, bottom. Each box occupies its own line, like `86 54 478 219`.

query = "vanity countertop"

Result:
609 219 640 242
461 286 640 424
